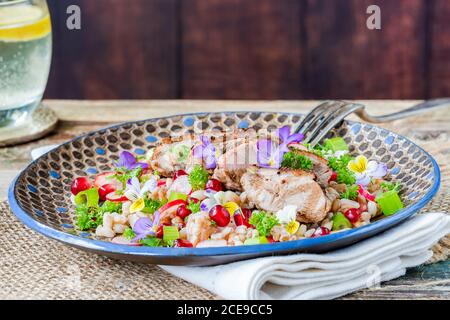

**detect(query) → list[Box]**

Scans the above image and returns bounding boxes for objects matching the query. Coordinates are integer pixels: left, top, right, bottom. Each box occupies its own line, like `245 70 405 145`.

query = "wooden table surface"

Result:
1 100 448 299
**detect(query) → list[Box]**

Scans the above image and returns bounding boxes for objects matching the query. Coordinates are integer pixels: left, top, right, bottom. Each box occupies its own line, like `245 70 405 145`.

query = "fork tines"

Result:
294 100 365 147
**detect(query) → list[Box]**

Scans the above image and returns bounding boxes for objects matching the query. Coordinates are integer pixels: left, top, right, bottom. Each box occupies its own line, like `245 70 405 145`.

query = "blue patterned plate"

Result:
8 112 440 266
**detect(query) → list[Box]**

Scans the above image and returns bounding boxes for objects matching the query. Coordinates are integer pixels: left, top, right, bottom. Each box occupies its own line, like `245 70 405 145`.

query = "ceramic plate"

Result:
8 112 440 266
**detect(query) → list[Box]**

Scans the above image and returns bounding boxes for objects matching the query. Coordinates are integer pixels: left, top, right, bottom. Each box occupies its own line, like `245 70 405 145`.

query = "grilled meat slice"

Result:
288 147 333 187
150 130 259 178
149 135 197 177
213 138 259 191
240 167 329 223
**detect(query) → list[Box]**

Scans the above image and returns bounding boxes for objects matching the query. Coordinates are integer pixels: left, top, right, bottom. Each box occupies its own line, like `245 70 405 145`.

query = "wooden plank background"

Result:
44 0 450 100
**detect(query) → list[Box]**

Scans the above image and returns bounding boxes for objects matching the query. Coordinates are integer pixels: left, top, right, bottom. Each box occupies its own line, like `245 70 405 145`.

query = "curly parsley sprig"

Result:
249 211 279 237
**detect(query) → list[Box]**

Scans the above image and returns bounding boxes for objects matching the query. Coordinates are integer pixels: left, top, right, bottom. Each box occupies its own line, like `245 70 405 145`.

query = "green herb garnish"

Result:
113 167 142 188
75 204 103 231
123 227 136 240
281 151 313 170
140 237 163 247
340 185 359 200
142 198 164 214
140 237 175 247
187 200 201 214
188 165 209 190
99 200 122 214
327 155 356 185
381 181 402 193
249 211 279 237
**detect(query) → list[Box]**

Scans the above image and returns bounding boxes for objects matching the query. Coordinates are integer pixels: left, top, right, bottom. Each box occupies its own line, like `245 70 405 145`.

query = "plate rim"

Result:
7 111 442 258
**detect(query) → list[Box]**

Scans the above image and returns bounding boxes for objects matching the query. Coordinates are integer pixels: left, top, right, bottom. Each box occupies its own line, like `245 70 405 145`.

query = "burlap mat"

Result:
1 138 448 299
0 196 448 300
0 200 216 300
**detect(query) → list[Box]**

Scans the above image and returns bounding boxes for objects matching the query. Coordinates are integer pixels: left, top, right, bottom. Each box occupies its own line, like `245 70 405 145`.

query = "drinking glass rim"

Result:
0 0 37 7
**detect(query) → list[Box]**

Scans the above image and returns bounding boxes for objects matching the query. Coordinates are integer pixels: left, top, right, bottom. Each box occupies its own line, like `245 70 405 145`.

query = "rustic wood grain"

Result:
42 1 450 100
304 0 428 99
0 99 448 300
45 0 179 99
428 0 450 98
180 0 305 99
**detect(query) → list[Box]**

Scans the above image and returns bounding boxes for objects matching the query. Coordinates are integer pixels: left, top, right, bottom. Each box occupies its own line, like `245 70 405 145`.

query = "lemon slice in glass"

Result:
0 4 51 42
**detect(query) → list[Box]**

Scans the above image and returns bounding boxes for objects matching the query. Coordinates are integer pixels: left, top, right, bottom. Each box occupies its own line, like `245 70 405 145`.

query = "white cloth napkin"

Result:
30 146 450 300
162 213 450 300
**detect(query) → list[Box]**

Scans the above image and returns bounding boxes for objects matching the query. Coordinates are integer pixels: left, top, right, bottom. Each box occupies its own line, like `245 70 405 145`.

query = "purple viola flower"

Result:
115 151 148 170
256 139 284 169
192 136 217 169
132 211 160 241
276 126 304 152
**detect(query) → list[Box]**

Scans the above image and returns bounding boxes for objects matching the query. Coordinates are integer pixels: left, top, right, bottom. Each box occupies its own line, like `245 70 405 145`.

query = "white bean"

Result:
361 211 371 222
190 190 207 201
96 225 115 238
113 224 127 234
339 199 360 209
196 239 227 248
210 227 233 240
304 229 315 238
368 201 378 217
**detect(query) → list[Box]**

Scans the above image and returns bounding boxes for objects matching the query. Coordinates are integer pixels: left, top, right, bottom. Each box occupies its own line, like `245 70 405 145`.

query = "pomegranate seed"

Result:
70 177 92 195
344 208 361 224
187 197 200 204
312 227 331 237
329 171 337 182
156 225 164 238
233 208 252 227
174 239 194 248
176 205 192 219
205 179 223 192
209 205 230 227
157 179 167 187
173 170 187 180
233 212 244 226
98 184 116 201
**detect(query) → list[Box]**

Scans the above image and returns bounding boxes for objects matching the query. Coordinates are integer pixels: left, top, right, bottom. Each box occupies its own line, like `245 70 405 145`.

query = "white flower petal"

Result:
131 176 141 191
276 205 297 224
140 177 157 195
366 161 379 174
355 174 371 187
124 190 140 202
213 191 226 205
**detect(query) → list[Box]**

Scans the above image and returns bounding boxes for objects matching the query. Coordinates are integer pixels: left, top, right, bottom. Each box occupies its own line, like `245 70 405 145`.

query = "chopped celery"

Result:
376 190 404 216
324 137 349 152
332 212 352 231
244 236 269 245
74 188 99 207
163 226 180 242
168 191 188 202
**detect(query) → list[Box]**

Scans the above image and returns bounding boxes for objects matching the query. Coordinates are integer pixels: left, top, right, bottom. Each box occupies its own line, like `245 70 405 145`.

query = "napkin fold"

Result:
162 213 450 300
30 146 449 300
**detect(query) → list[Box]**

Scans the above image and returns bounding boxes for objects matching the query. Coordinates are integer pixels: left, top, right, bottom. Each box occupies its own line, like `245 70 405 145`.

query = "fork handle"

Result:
355 98 450 123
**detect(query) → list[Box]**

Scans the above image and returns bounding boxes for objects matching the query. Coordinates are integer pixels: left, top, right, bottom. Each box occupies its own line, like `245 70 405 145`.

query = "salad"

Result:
70 126 404 248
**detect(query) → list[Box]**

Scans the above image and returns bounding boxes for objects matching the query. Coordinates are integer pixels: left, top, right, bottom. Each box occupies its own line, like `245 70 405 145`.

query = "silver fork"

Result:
294 98 450 147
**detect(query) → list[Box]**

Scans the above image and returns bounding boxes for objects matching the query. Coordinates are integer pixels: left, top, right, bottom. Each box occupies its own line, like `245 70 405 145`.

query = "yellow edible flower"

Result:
224 202 240 215
286 220 300 235
347 155 368 174
129 198 145 213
